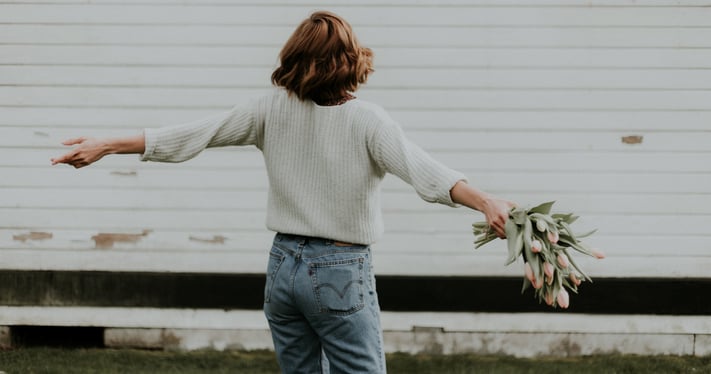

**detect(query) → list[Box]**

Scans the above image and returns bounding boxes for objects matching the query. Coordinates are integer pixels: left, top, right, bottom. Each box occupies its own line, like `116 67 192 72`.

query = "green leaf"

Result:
530 212 556 226
528 201 556 215
558 221 578 243
558 238 585 255
552 213 579 224
521 277 531 294
511 209 527 225
575 228 598 239
558 235 594 257
562 248 592 282
505 219 523 265
523 217 533 258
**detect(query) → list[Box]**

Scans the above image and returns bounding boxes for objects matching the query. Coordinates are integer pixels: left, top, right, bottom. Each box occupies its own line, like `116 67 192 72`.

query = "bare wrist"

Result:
102 139 116 155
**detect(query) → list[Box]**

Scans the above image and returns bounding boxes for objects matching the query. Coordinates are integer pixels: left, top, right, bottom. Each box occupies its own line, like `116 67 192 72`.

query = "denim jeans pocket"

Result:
264 248 286 303
309 256 365 315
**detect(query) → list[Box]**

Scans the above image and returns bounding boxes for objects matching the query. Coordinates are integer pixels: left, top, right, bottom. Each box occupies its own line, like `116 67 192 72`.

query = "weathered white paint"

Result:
0 1 709 280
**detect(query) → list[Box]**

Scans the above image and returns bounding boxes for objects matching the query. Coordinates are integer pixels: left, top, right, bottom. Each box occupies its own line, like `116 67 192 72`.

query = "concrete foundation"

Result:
102 327 702 357
1 307 710 357
104 328 273 352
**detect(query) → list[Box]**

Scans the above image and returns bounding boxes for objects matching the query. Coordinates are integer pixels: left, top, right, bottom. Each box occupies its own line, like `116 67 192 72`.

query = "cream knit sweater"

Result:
142 88 466 244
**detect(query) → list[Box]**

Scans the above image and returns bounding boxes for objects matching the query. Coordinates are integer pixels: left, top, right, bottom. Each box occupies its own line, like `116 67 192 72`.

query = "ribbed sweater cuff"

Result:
139 128 158 162
441 173 469 207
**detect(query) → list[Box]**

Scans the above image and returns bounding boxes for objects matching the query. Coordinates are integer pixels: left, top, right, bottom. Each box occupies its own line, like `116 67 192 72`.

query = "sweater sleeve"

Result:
371 119 467 207
141 101 259 163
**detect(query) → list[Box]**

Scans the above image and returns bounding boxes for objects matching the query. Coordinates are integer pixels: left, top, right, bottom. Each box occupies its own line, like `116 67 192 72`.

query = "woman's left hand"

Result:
450 181 516 239
481 196 516 239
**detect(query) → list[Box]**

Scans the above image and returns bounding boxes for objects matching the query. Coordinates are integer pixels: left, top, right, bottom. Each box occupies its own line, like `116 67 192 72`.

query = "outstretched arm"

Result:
450 180 515 239
51 134 145 168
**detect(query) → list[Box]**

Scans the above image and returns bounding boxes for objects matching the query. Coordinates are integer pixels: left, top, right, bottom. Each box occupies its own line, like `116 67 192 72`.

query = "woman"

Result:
52 11 513 374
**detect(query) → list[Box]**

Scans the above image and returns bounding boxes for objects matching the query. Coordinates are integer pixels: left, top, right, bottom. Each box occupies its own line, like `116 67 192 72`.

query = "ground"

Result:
0 348 710 373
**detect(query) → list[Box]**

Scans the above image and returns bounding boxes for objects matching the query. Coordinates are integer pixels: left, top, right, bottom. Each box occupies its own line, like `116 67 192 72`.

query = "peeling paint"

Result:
92 229 151 249
189 235 227 245
110 170 138 176
13 231 53 242
621 135 644 144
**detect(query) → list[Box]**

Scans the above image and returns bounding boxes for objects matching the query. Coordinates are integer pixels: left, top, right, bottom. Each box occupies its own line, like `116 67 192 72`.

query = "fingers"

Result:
492 213 508 238
50 152 76 165
62 137 88 146
488 211 509 239
50 153 70 165
52 137 90 166
50 150 80 167
494 225 506 239
52 158 88 168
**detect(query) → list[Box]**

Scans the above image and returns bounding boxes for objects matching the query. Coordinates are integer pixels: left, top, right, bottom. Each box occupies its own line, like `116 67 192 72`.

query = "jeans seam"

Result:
272 242 297 257
264 251 285 304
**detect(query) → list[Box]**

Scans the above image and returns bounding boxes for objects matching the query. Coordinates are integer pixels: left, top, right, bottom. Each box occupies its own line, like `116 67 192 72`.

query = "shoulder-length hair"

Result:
271 11 374 104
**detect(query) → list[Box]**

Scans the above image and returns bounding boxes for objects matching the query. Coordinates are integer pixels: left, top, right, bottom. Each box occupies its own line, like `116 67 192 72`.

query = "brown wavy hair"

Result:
271 11 374 104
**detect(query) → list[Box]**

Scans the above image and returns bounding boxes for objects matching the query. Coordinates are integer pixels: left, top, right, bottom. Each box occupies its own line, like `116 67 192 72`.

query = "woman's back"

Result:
259 89 385 244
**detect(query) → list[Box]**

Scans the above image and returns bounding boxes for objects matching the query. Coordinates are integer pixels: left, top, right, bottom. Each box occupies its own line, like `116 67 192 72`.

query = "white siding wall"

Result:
1 0 710 278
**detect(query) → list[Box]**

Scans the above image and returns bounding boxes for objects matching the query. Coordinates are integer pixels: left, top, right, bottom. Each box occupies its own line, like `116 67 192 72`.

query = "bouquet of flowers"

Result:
473 201 604 308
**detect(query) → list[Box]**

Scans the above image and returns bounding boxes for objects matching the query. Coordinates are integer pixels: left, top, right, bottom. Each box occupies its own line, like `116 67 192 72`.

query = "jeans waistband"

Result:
273 233 369 258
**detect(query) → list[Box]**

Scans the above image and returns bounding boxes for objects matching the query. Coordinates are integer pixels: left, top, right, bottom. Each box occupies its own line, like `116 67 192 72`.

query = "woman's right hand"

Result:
51 137 109 168
51 134 146 168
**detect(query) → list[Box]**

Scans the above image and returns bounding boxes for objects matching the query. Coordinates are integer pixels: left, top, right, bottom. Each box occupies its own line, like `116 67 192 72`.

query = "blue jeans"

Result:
264 233 386 374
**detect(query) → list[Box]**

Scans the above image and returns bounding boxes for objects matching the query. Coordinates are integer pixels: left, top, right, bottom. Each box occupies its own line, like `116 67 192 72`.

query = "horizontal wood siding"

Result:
1 1 709 277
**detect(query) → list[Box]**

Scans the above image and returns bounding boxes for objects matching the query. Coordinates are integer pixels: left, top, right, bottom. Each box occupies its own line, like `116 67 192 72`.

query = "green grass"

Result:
0 348 710 373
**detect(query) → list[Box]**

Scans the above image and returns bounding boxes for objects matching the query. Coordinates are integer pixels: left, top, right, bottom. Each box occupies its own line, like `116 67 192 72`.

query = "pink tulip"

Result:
524 262 535 283
569 272 582 286
557 253 569 268
557 289 570 309
547 231 559 244
544 262 555 285
545 292 554 306
591 249 606 259
536 220 547 232
533 278 544 289
531 240 542 253
543 262 554 278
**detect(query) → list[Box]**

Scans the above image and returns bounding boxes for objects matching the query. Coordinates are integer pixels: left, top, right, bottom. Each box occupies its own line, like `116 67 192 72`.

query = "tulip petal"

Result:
557 289 570 308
